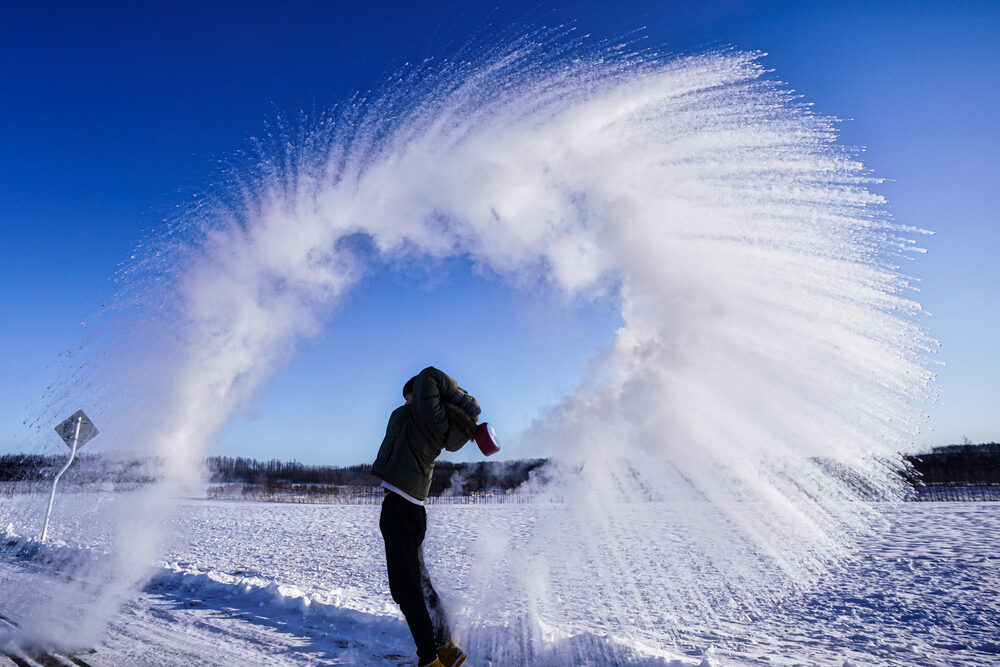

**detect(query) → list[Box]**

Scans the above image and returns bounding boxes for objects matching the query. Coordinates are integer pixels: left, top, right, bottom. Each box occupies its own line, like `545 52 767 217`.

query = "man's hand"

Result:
450 390 481 421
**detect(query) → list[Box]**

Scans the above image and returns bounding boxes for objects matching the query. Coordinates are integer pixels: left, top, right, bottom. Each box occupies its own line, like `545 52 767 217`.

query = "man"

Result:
371 366 480 667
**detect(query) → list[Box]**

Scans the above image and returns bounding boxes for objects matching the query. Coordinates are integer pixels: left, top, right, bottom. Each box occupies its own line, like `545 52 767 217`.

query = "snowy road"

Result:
2 497 998 665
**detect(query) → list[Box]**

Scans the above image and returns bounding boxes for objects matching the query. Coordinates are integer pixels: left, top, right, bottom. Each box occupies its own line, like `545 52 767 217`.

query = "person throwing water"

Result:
371 366 481 667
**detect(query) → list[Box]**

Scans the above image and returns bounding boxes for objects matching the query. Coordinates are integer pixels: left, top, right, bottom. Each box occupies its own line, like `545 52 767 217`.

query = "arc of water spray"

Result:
23 34 934 658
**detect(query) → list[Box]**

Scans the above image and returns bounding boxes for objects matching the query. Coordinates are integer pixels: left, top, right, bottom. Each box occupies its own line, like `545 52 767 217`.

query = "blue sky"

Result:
2 1 997 464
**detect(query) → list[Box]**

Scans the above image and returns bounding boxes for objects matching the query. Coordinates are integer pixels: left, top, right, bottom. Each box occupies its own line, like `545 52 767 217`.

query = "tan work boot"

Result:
437 641 467 667
418 659 443 667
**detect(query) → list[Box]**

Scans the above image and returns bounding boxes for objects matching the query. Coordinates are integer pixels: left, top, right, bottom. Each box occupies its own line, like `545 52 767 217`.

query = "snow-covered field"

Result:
1 494 998 666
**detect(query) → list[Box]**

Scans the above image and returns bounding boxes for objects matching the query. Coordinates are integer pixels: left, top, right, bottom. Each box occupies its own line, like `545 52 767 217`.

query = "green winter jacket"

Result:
370 367 477 501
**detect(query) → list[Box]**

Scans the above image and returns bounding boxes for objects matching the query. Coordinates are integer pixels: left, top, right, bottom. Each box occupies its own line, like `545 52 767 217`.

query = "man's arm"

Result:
410 367 459 441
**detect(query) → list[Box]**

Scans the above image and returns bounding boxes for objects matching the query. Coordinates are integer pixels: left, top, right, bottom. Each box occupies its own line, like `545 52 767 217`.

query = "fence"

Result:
196 482 1000 504
9 480 1000 504
0 480 145 497
908 482 1000 502
204 483 543 505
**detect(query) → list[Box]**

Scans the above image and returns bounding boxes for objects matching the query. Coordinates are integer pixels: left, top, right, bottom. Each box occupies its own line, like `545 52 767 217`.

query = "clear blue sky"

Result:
2 1 997 464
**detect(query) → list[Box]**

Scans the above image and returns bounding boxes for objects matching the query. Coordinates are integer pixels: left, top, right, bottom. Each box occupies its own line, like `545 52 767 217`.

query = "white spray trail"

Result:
20 36 932 658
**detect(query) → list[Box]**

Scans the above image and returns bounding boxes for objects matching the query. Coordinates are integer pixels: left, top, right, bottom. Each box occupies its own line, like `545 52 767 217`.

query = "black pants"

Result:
380 491 452 665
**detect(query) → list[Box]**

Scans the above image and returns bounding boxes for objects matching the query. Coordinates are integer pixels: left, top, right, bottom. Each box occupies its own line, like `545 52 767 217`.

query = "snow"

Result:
1 495 998 665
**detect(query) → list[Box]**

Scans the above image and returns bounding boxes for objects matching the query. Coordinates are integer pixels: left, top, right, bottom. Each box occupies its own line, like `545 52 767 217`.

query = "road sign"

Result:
42 410 99 542
54 410 98 450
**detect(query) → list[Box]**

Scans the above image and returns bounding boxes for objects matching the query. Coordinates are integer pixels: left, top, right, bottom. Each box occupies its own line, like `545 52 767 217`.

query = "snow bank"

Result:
150 561 398 620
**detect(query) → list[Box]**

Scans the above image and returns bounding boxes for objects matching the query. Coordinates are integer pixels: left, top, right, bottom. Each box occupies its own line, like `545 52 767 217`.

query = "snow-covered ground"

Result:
1 495 998 666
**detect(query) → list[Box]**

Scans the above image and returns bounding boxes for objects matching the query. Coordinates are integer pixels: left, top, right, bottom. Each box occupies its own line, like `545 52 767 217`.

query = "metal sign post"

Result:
40 410 98 543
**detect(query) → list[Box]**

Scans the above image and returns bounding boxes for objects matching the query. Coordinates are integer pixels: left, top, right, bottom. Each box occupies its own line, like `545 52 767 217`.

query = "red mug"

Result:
475 422 500 456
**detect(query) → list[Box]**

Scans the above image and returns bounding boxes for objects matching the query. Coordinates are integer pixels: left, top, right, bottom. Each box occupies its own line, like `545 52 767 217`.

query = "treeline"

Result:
903 443 1000 484
0 453 547 495
0 453 157 485
205 456 372 485
431 459 549 495
4 443 998 498
0 454 50 481
204 456 549 495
